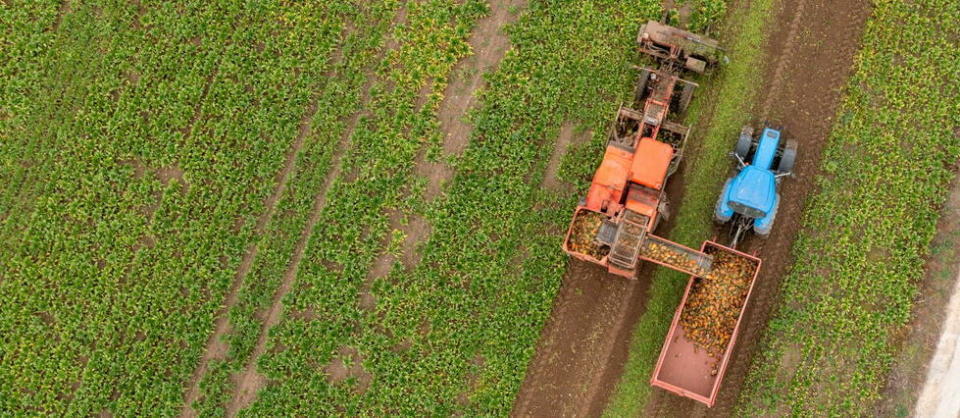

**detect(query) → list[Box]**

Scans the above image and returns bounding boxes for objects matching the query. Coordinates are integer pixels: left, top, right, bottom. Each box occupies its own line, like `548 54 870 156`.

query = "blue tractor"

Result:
715 125 797 247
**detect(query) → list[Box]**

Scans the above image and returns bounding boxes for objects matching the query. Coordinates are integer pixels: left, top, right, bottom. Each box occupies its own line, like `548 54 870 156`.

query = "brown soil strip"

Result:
419 0 526 201
877 177 960 417
542 123 591 192
179 101 322 417
383 0 525 319
511 261 651 417
223 4 410 414
179 68 219 140
178 71 328 418
224 81 366 418
357 212 399 312
399 215 429 269
224 92 357 417
51 0 72 32
757 0 805 119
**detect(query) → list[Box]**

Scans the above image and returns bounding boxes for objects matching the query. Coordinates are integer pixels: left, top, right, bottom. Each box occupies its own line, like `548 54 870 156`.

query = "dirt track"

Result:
514 0 873 415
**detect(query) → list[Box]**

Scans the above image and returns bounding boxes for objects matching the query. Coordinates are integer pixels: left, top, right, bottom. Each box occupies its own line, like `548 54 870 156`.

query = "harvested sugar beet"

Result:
569 211 609 259
679 249 756 358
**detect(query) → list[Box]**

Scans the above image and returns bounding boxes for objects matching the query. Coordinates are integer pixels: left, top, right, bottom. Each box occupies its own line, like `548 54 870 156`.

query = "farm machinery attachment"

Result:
649 125 795 407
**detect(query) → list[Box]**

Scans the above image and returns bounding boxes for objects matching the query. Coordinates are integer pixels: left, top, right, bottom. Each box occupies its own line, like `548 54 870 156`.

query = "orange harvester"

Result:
562 20 724 278
563 68 714 278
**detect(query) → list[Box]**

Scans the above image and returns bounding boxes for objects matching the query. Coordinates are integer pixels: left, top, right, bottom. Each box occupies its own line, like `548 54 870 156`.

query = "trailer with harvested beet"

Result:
650 242 761 407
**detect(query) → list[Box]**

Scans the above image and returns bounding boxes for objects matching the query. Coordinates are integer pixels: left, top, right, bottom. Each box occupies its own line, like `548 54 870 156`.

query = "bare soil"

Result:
222 39 376 418
353 0 525 325
179 52 326 418
514 0 873 415
323 346 373 394
357 210 402 313
512 260 652 418
51 0 72 32
878 177 960 417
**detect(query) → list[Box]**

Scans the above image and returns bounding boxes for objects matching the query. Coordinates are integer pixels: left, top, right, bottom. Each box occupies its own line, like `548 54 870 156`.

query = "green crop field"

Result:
737 0 960 415
4 0 958 416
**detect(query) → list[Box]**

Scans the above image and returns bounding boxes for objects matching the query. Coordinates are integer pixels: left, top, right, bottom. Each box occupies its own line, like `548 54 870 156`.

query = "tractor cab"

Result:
716 165 778 232
715 126 797 245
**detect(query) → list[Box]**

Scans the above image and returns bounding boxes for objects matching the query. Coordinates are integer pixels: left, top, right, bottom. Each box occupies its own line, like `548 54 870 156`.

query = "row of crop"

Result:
187 1 399 415
1 1 224 413
227 0 665 415
0 1 61 214
0 0 349 415
736 0 960 415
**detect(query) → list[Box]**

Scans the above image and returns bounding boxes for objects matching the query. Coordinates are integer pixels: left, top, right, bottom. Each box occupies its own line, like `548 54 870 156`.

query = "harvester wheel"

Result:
634 69 651 105
735 126 754 161
778 139 798 174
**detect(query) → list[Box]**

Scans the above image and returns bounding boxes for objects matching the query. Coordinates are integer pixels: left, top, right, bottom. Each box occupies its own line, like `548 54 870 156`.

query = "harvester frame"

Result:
562 21 724 279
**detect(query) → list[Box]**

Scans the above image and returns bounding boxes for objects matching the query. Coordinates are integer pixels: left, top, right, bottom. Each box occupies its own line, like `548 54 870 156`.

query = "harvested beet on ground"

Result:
680 250 756 358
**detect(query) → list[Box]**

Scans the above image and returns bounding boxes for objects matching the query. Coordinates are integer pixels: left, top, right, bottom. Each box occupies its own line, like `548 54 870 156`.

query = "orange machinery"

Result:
562 21 723 278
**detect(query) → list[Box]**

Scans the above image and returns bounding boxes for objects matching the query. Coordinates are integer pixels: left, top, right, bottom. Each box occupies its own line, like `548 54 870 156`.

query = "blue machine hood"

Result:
729 166 777 213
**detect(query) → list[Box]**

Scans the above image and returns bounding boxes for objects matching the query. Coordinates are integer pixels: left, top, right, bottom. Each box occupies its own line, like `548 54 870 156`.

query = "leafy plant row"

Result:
0 1 68 231
736 0 960 415
0 0 350 415
208 0 491 415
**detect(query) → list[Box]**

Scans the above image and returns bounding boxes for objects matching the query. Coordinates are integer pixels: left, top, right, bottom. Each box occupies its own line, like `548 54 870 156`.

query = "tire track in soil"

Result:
646 0 872 415
418 0 526 201
511 261 652 418
51 0 72 32
223 5 409 416
178 30 353 418
542 123 591 192
360 0 526 324
512 151 690 417
225 77 361 418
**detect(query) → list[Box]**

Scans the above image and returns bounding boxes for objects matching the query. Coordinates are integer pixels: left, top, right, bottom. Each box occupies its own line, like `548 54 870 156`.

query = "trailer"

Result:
650 241 761 407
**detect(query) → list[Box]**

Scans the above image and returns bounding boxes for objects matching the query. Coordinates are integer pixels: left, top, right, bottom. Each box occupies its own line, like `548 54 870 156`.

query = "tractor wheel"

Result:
634 69 651 105
778 139 798 174
735 126 754 161
679 83 694 113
